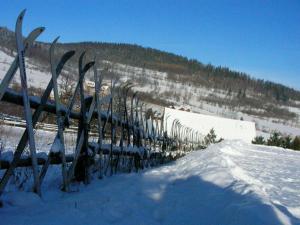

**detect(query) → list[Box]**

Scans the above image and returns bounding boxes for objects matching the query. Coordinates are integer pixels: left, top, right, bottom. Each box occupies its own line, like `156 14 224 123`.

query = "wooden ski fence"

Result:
0 10 203 200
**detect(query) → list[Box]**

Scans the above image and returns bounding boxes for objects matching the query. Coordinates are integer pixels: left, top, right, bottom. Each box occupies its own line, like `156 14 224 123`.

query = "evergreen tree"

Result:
282 136 292 149
242 89 246 98
267 132 282 147
292 136 300 150
227 88 232 96
252 136 265 145
204 128 217 145
237 89 242 98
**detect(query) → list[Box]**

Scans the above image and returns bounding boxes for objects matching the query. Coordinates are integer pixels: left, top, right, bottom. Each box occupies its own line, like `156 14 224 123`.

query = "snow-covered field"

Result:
164 107 256 143
1 140 299 225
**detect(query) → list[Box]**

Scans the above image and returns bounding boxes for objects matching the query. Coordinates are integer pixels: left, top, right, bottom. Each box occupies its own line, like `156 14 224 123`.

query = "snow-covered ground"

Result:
0 125 78 154
164 107 256 143
1 140 300 225
0 49 51 89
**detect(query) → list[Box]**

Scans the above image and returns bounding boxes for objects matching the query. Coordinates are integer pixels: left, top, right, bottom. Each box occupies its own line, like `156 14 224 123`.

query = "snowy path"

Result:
1 140 300 225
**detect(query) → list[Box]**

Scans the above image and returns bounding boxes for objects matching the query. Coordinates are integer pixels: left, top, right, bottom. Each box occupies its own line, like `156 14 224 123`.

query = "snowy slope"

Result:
0 49 51 89
165 107 256 143
1 140 300 225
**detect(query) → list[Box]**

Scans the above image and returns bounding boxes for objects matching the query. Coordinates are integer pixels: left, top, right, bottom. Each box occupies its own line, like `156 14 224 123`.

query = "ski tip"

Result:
88 61 95 67
32 27 45 35
50 36 60 56
18 9 26 21
15 10 26 37
66 50 76 57
39 27 46 33
80 51 86 59
83 61 95 74
79 51 86 71
50 37 60 51
53 36 60 44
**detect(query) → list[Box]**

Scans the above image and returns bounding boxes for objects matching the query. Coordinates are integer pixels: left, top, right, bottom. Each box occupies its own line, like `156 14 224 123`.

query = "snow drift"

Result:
1 140 300 225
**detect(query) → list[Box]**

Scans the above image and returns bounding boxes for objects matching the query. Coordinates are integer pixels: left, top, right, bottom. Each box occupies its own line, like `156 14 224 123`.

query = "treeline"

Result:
59 42 300 103
1 26 300 104
252 132 300 151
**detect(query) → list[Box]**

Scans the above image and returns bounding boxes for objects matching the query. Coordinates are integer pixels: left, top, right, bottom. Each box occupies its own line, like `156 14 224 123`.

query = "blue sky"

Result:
1 0 299 89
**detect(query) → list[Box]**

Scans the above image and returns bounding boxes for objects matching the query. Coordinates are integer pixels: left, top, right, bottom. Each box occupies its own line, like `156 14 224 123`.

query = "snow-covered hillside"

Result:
1 140 299 225
1 48 300 138
0 49 51 89
103 60 300 138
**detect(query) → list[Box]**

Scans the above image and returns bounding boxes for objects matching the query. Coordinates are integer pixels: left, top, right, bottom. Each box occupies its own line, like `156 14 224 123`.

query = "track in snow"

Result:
1 140 300 225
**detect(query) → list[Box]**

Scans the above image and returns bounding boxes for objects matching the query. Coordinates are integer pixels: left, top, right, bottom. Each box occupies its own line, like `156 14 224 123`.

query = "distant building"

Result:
178 105 191 112
84 81 95 95
169 104 191 112
84 81 110 96
164 107 256 143
100 85 110 95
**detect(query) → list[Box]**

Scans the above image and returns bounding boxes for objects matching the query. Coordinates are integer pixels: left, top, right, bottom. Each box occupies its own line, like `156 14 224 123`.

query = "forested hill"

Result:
1 26 300 103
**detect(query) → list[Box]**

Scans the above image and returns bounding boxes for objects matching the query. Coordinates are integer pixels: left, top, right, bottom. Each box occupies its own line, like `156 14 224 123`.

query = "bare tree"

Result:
59 73 75 105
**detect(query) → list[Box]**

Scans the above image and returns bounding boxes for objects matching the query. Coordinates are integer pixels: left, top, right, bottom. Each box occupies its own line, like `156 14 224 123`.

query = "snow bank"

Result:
1 140 300 225
164 107 256 143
